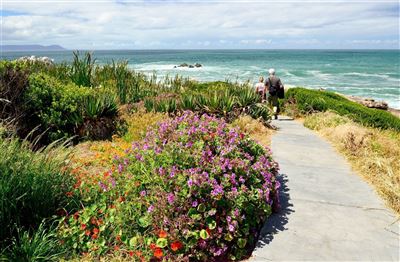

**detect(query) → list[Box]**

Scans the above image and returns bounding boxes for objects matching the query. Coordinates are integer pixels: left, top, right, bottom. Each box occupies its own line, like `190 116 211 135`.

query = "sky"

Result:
1 0 399 49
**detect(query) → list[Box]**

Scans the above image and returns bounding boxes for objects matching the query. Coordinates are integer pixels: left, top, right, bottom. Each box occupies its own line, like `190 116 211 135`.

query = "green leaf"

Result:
129 237 138 247
197 203 206 213
237 238 247 248
224 233 233 242
156 238 168 248
200 229 209 240
138 216 150 228
206 218 217 230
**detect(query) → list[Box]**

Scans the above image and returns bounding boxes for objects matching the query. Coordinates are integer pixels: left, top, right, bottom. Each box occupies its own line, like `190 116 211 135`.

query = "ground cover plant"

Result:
304 111 400 214
58 111 280 261
285 87 400 131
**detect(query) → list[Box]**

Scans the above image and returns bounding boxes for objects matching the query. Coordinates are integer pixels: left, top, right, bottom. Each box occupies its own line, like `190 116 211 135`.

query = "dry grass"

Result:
231 115 275 147
70 110 169 177
304 111 400 214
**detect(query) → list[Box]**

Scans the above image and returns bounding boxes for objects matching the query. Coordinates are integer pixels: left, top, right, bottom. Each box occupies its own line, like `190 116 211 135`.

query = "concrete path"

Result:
251 116 399 261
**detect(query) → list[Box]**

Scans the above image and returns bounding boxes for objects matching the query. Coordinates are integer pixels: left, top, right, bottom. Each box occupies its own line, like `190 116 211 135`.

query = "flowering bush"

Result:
58 111 279 261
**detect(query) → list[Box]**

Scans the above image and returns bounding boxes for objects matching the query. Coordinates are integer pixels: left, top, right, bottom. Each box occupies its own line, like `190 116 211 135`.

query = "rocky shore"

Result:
174 63 202 68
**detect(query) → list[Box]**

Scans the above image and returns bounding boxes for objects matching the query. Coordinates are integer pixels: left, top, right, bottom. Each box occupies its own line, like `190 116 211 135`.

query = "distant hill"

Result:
1 45 66 52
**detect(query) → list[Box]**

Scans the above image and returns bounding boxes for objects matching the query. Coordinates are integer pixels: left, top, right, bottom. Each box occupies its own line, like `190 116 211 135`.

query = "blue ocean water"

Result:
2 49 399 108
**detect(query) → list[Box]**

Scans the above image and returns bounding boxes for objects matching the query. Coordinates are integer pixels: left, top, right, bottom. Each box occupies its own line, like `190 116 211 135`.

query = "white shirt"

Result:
255 82 265 92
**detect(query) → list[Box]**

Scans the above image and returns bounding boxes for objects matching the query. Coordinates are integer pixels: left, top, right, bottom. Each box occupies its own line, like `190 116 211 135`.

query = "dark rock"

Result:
179 63 188 67
188 65 194 68
347 95 389 110
194 63 202 68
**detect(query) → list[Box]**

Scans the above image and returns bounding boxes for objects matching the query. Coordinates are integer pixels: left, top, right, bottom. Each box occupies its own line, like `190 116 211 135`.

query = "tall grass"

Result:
0 137 78 249
4 222 66 261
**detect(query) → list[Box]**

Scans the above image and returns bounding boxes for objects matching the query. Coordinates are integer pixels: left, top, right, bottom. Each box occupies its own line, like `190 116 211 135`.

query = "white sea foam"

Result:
307 70 333 80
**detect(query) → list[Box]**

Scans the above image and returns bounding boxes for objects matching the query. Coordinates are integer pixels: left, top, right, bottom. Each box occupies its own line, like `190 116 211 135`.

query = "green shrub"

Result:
0 137 78 250
25 73 91 141
25 73 118 142
285 88 400 131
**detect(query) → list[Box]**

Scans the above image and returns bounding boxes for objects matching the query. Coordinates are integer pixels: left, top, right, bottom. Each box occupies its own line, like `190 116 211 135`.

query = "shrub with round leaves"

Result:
58 111 280 261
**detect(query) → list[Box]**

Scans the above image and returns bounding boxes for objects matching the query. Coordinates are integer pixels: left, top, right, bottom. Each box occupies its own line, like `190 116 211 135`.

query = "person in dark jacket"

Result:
265 68 284 120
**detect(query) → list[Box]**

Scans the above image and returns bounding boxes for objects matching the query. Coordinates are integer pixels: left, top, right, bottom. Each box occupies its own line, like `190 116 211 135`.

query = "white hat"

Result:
269 68 275 75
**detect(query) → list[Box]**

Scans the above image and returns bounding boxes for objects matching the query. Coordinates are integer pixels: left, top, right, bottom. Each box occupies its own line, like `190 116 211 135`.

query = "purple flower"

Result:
98 181 108 192
135 153 144 162
147 205 154 213
187 178 193 187
140 190 146 197
118 164 123 173
234 208 240 217
109 176 116 188
228 224 235 232
167 193 175 204
226 216 232 223
192 200 198 207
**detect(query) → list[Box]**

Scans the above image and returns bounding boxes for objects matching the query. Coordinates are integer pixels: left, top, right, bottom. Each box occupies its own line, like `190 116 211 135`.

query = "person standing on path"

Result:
255 76 266 102
265 68 284 120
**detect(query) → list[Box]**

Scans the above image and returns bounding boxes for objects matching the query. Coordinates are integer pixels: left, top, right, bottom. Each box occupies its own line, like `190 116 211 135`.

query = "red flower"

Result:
80 224 86 230
73 212 79 220
66 191 73 197
129 251 134 257
150 243 156 250
206 228 211 235
170 241 183 251
159 230 167 238
92 228 99 235
114 245 120 251
91 234 98 240
85 230 91 236
240 133 245 139
115 235 121 242
154 248 163 258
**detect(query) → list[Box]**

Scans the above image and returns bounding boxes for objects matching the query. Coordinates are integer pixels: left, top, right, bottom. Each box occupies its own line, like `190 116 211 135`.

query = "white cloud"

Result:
1 1 399 49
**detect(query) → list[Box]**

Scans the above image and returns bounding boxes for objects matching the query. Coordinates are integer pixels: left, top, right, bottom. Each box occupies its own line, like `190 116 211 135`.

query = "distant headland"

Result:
1 45 66 52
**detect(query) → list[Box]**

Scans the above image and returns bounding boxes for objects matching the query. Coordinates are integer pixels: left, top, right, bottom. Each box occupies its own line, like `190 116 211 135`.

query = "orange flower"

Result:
85 230 91 236
170 241 183 251
92 228 99 235
154 248 163 258
159 230 167 238
114 245 120 251
91 234 98 240
66 191 73 197
115 235 121 242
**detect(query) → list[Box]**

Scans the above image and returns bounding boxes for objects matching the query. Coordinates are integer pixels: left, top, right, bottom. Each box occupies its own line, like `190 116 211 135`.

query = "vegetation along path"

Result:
251 116 399 261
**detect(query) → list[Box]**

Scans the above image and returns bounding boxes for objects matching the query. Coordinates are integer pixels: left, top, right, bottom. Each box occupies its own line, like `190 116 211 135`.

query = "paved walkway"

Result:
251 116 399 261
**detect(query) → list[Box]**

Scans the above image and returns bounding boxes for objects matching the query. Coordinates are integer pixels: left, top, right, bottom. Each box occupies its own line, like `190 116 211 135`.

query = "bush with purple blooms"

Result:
58 111 280 261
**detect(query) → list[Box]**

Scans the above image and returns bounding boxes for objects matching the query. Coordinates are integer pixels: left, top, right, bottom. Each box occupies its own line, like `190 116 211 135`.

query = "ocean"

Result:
2 49 399 109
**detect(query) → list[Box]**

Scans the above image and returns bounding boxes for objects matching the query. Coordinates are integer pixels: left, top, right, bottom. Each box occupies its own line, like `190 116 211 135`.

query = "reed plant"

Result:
70 51 95 87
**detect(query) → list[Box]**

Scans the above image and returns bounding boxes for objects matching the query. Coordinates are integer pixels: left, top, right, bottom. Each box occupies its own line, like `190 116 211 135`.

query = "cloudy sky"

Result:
1 0 399 49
